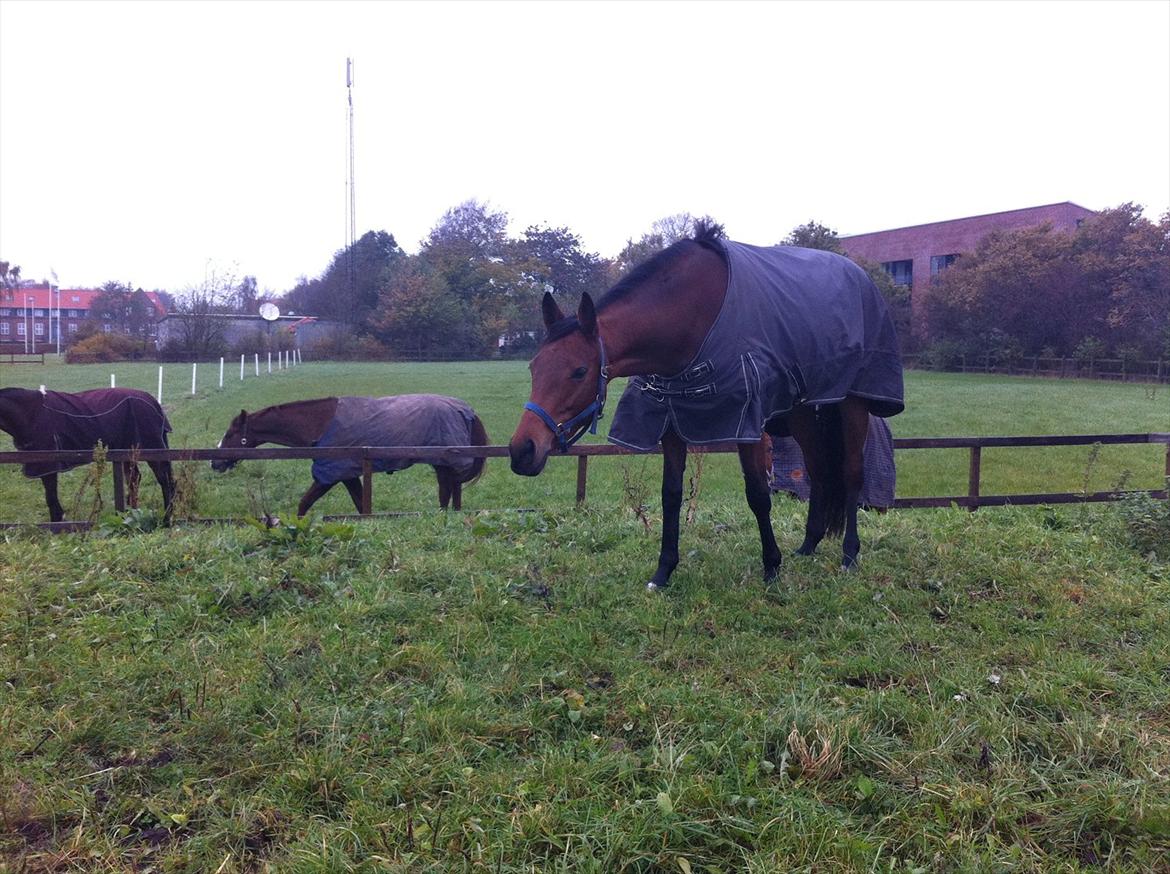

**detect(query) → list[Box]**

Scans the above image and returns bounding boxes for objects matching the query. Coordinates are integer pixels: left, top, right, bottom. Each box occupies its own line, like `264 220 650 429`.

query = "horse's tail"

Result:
816 404 848 538
459 414 490 486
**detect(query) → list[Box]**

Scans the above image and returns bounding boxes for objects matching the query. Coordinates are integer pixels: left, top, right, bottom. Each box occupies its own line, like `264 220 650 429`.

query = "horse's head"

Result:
509 291 608 476
211 409 249 472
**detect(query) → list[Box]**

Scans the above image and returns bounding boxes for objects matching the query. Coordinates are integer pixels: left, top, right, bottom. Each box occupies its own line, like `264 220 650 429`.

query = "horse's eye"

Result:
240 437 248 445
570 366 588 380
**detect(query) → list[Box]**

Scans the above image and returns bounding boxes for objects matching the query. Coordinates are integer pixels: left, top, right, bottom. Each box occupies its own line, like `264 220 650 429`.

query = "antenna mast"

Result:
345 57 356 309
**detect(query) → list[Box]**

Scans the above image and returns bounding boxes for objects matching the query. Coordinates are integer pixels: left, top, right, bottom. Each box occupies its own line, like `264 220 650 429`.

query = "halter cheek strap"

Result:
523 335 609 453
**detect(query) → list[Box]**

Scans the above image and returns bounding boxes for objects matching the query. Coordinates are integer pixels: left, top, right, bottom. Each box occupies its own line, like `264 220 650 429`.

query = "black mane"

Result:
542 221 727 345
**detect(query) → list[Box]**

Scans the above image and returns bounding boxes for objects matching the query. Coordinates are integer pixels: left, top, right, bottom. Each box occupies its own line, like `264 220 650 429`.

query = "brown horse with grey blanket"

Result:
212 394 488 515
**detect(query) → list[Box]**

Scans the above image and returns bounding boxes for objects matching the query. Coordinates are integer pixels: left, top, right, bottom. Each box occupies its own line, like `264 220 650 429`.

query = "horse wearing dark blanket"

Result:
509 222 904 588
212 394 489 515
0 387 175 523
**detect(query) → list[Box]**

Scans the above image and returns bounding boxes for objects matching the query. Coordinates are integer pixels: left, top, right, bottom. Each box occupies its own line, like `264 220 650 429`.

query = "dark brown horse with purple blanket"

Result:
0 387 175 523
509 223 904 589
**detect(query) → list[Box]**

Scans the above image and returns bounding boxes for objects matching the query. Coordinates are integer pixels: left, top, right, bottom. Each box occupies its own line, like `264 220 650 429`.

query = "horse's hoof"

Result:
646 580 670 592
763 566 780 582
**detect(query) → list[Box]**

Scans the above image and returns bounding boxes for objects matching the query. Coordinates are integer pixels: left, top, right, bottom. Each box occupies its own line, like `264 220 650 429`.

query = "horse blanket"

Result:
17 389 171 479
607 241 904 450
770 414 896 509
310 394 479 485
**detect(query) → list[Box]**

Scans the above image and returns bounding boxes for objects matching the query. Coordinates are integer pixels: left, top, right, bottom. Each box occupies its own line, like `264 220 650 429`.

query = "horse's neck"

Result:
0 391 39 443
600 248 727 378
249 398 337 447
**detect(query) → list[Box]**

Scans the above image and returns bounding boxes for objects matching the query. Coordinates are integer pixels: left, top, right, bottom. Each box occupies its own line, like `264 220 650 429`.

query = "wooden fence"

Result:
1 433 1167 530
903 354 1169 383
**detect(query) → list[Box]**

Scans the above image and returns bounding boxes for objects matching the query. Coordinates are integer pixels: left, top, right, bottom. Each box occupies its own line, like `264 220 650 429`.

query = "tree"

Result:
371 260 462 357
781 220 844 253
166 268 236 357
609 212 721 283
280 231 404 328
0 261 21 304
235 275 259 314
88 281 157 342
512 224 608 301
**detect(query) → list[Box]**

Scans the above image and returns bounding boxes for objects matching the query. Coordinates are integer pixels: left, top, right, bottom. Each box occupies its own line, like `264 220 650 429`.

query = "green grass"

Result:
1 359 1169 870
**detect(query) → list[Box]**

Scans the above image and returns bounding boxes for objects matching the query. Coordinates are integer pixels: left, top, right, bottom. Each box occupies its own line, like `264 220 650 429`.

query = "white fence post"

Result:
219 357 224 388
267 352 272 374
157 367 163 403
240 354 245 381
110 373 116 388
254 353 259 377
191 362 197 395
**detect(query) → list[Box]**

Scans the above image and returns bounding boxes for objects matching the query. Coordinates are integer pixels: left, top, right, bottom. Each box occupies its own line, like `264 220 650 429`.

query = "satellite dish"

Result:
259 302 280 321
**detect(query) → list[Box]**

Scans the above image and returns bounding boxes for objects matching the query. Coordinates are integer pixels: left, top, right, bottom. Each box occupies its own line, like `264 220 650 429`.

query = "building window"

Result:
17 322 26 336
0 308 11 316
0 322 9 335
34 323 44 336
68 322 78 333
881 259 913 287
930 253 960 277
71 295 80 303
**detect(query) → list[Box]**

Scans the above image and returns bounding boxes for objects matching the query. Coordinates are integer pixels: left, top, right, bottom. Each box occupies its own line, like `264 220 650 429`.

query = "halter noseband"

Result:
524 334 610 453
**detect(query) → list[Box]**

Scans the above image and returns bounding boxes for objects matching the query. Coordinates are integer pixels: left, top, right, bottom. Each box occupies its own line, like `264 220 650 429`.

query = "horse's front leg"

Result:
738 439 782 582
41 473 64 523
647 429 687 591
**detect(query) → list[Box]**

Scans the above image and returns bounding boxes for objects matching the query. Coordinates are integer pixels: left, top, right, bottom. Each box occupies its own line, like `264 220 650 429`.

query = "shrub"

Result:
918 339 970 371
65 332 147 363
1117 490 1170 559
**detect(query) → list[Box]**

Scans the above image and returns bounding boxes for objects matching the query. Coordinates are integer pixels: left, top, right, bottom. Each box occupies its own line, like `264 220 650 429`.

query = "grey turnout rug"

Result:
770 414 896 509
310 394 479 485
607 241 904 450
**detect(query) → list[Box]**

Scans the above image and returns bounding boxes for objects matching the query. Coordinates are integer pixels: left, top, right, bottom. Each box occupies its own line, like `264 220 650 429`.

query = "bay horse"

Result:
212 394 489 515
509 222 903 589
0 386 175 524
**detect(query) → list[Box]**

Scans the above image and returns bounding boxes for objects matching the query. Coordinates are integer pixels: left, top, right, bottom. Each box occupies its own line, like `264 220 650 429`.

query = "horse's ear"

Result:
238 409 247 424
541 291 565 330
577 292 597 338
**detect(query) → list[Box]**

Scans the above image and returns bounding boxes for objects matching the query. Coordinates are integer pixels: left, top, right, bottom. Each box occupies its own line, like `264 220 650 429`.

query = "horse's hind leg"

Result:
839 398 870 570
341 477 365 514
298 478 338 517
788 407 829 556
41 473 64 523
738 438 782 582
146 461 175 525
436 467 453 509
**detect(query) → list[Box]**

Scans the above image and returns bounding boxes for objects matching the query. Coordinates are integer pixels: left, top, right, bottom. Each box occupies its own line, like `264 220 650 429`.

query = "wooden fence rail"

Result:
1 433 1167 529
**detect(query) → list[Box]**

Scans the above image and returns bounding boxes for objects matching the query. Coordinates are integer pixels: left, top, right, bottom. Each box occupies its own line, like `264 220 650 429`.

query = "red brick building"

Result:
839 202 1095 333
0 286 167 351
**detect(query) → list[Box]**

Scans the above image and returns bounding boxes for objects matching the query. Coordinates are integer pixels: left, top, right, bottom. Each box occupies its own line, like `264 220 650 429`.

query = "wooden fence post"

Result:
113 463 125 512
967 445 982 511
576 456 588 505
361 458 373 515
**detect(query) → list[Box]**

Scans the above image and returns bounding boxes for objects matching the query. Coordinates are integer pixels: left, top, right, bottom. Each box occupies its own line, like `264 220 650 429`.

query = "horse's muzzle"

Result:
210 459 238 473
508 437 546 476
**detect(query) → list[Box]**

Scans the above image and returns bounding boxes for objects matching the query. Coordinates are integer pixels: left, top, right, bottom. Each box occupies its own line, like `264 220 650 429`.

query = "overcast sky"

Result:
2 0 1167 294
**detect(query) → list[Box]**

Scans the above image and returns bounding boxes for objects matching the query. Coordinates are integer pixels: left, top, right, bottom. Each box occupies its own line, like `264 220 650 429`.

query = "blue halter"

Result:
524 334 610 453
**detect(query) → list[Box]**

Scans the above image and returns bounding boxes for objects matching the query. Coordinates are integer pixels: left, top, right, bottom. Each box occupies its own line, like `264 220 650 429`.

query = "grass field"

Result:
2 359 1169 871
